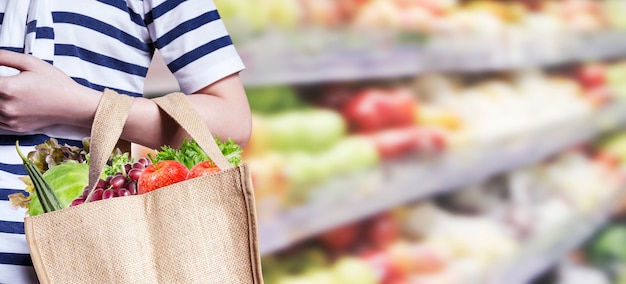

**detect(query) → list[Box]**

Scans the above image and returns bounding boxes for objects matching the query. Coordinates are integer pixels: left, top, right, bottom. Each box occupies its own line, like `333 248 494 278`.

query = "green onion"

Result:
16 141 63 213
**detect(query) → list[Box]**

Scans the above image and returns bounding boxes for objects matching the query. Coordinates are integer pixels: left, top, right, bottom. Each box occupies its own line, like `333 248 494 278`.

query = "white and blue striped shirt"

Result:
0 1 244 283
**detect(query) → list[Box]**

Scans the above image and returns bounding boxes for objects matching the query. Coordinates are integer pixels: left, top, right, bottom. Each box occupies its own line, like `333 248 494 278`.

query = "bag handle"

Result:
87 89 235 197
87 89 134 195
151 92 233 170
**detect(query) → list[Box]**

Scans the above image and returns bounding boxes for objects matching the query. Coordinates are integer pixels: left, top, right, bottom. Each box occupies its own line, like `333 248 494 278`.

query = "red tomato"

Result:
342 89 388 133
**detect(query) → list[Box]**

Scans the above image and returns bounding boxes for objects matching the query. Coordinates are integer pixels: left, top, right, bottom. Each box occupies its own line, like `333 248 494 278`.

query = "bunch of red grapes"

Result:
71 158 151 206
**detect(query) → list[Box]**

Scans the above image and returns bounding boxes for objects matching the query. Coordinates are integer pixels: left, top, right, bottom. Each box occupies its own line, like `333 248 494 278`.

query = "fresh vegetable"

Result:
218 138 244 167
7 179 32 209
26 137 90 173
245 85 305 114
11 136 243 211
586 225 626 266
15 142 64 215
138 160 189 194
264 109 347 153
29 161 89 216
103 149 134 177
155 138 243 169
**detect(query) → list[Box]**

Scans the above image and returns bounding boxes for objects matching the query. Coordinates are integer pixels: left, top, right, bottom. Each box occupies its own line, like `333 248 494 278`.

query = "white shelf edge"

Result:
258 100 626 255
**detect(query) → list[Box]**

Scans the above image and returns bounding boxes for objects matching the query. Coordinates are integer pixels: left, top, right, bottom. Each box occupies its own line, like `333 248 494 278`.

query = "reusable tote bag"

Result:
23 89 263 283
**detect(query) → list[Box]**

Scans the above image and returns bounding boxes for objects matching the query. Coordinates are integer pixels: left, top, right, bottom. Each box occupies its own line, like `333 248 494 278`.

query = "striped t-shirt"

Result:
0 1 245 283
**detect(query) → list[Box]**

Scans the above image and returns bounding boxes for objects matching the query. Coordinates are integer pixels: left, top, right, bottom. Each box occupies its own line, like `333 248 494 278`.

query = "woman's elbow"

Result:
232 111 252 147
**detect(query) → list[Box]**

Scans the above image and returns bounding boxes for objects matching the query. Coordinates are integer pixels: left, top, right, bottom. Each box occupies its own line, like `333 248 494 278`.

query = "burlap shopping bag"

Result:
23 89 263 283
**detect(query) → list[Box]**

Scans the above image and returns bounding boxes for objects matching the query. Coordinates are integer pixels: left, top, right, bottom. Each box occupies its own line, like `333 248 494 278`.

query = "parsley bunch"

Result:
155 138 243 169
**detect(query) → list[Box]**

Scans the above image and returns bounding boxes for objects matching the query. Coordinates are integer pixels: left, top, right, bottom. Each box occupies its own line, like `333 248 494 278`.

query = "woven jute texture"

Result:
24 89 263 284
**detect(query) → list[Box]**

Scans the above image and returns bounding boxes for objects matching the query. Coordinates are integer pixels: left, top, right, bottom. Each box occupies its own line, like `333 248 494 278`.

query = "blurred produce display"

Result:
216 0 626 34
259 146 625 284
245 60 626 222
212 0 626 86
579 223 626 284
137 1 626 283
558 168 626 284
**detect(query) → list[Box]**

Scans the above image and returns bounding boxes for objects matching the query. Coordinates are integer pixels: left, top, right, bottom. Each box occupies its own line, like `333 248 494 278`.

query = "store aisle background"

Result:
144 1 626 283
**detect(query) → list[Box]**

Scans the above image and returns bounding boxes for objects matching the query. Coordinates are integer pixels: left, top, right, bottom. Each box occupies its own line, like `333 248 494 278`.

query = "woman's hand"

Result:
0 50 100 132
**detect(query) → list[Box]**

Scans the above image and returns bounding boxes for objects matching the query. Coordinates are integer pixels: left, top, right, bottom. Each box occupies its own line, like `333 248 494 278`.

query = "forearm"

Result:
122 93 252 149
69 74 251 150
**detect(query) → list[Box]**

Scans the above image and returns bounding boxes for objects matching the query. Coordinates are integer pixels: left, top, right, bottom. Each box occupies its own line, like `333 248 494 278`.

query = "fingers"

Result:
0 50 37 72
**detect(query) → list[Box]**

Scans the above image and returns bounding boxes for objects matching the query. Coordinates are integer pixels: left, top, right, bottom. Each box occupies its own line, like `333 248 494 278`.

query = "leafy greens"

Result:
155 138 243 169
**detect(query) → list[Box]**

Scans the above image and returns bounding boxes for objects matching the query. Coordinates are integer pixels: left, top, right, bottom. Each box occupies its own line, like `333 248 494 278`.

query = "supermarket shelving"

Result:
258 100 626 255
487 187 626 284
140 23 626 281
144 30 626 93
237 30 626 86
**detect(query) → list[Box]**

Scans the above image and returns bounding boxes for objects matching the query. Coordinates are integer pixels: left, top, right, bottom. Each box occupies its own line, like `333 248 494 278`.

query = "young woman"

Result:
0 1 251 282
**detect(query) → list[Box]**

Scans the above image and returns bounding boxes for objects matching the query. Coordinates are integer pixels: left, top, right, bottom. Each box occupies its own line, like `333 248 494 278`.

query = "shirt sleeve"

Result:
143 0 245 94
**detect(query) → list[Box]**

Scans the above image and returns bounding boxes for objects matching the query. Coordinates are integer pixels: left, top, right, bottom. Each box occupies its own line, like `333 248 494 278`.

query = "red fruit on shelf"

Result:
370 127 421 159
337 0 369 19
584 86 613 108
188 161 221 179
342 88 419 134
405 244 447 275
138 160 189 194
385 242 414 279
383 88 417 128
416 127 447 153
318 222 361 253
594 150 621 170
360 250 406 284
577 63 606 90
342 89 388 133
365 212 401 249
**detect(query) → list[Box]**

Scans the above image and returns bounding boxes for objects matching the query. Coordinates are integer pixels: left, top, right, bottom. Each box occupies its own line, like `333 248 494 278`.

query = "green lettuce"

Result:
155 138 243 169
28 161 89 216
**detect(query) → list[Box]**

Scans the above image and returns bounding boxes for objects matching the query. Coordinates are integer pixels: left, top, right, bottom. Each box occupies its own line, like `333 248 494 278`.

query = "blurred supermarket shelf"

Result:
487 187 626 284
237 30 626 86
144 30 626 93
257 99 626 255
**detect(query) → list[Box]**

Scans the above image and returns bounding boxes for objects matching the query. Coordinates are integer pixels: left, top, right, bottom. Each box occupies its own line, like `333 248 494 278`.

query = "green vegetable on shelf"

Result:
586 225 626 265
246 85 305 114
